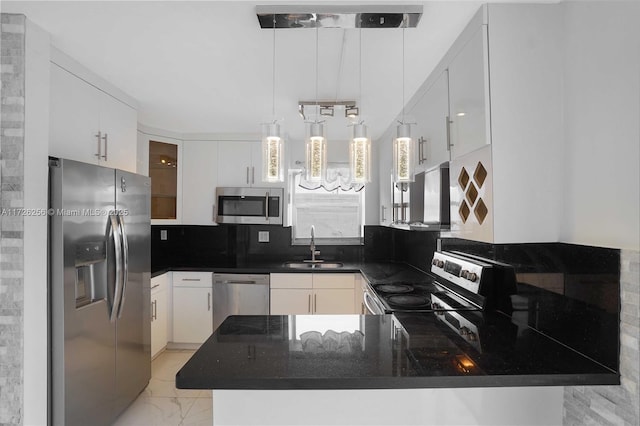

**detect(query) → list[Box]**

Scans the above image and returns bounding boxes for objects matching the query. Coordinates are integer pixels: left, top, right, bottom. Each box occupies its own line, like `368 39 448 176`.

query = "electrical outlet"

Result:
160 229 168 241
258 231 270 243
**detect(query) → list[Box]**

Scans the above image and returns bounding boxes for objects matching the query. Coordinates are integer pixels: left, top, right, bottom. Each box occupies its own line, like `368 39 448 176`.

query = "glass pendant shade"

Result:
393 123 415 183
261 123 284 182
305 122 327 182
349 123 371 183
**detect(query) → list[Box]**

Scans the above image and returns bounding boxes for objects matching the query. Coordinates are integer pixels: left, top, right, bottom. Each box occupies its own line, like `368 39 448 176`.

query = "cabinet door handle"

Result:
182 278 201 281
95 131 102 159
417 137 425 164
102 133 108 160
251 167 255 184
246 167 250 184
308 294 311 313
381 205 386 223
446 116 453 150
314 294 317 313
265 192 269 221
207 292 211 311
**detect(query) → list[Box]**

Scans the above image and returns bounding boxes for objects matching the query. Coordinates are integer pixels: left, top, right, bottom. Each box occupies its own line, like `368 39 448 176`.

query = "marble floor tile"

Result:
115 350 213 426
113 395 195 426
180 397 213 426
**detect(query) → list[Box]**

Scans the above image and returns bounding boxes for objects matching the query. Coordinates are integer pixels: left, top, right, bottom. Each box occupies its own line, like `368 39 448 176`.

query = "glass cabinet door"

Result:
149 141 178 219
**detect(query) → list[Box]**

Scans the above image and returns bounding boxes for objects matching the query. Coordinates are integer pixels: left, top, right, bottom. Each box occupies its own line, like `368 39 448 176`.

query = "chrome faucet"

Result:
310 225 320 262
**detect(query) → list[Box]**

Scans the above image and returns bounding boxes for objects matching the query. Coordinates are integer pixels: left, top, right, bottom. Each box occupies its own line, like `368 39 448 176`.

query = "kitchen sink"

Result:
283 261 343 269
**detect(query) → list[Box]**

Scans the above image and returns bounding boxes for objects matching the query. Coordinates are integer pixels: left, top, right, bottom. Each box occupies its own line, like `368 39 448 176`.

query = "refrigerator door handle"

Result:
109 213 123 322
117 213 129 319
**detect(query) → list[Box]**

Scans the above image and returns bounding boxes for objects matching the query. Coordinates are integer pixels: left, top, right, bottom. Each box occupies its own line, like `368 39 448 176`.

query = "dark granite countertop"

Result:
176 313 618 390
151 260 427 280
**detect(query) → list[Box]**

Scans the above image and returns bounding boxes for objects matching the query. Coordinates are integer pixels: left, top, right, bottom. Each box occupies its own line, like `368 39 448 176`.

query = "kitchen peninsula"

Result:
177 312 616 425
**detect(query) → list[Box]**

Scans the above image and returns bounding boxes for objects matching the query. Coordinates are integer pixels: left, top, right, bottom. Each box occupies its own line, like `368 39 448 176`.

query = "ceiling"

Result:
2 1 536 142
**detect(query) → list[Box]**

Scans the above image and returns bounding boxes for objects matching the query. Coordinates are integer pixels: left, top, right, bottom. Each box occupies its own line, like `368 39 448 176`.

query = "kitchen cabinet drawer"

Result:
172 272 212 288
312 273 356 289
270 273 313 289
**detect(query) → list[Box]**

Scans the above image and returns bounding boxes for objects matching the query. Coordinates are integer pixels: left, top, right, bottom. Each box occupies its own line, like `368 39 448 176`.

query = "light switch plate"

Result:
258 231 270 243
160 230 168 241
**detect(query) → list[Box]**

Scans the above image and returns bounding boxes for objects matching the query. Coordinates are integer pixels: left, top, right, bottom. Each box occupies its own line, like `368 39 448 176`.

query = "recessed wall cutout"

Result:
457 160 489 225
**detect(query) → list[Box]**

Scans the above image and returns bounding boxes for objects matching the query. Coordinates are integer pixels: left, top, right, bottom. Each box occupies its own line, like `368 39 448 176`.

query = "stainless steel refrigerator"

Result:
48 158 151 426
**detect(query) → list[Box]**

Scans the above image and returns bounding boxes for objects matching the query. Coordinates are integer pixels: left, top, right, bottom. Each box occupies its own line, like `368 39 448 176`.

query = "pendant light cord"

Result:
315 24 319 123
271 14 276 120
402 26 406 124
359 27 362 121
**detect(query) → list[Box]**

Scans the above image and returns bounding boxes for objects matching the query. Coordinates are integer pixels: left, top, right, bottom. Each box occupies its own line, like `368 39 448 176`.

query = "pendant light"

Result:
262 13 284 183
392 24 415 184
350 28 371 184
305 25 327 183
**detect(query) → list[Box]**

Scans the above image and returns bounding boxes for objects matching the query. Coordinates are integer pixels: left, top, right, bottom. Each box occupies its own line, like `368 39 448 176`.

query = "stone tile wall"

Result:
564 249 640 425
0 13 25 426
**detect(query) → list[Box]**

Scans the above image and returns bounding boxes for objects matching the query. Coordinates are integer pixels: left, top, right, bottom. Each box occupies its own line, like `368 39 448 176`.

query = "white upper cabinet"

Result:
410 69 451 172
379 4 563 243
217 140 282 188
49 64 137 172
447 25 490 160
182 140 218 225
446 4 564 243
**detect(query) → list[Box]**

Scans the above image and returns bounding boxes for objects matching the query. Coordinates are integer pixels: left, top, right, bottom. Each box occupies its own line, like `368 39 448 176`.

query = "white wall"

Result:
561 1 640 251
23 18 50 426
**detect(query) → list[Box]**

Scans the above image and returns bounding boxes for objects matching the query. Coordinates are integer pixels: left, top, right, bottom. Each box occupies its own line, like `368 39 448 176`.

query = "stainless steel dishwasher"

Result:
212 273 270 331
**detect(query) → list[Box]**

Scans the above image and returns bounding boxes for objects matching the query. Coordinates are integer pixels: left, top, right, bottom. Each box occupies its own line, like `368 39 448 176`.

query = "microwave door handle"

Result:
116 213 129 319
265 192 269 221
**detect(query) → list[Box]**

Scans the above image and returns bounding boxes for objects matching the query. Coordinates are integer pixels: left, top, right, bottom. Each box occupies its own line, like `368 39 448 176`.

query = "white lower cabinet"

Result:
172 272 213 344
270 289 313 315
150 273 168 358
270 273 356 315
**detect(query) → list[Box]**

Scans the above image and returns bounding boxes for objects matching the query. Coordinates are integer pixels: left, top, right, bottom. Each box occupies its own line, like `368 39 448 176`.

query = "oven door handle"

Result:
364 291 385 315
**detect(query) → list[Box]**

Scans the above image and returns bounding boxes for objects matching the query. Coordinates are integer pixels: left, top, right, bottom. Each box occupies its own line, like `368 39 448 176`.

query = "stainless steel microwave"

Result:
214 187 284 225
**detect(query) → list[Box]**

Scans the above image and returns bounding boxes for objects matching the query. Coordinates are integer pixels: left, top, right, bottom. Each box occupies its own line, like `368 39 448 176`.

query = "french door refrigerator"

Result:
49 158 151 426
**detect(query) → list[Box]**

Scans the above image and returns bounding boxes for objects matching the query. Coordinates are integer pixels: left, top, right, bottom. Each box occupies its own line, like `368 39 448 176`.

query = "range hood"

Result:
256 5 423 29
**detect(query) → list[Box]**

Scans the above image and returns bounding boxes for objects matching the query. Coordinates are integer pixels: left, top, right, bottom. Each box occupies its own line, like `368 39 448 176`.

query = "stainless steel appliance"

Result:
212 273 270 331
409 164 450 230
362 251 516 315
214 187 284 225
49 158 151 426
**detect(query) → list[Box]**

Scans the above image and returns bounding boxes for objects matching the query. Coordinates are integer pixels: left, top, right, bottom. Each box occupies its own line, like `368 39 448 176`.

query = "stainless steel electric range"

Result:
363 251 517 317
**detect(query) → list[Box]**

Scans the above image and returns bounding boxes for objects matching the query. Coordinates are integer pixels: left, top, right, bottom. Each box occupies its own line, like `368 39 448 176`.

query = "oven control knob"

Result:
468 332 477 341
432 259 438 266
459 327 468 336
460 270 469 279
434 260 445 268
466 273 478 282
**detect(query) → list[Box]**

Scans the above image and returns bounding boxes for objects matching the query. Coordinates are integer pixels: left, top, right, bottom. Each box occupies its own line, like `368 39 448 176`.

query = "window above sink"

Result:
289 169 365 246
